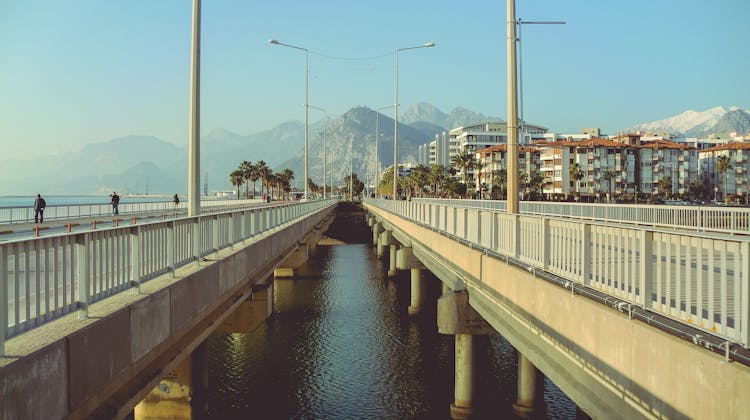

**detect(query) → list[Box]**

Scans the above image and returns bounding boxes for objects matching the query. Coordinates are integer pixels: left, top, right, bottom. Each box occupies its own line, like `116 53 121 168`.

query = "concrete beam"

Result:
274 244 309 278
437 290 495 336
215 285 272 334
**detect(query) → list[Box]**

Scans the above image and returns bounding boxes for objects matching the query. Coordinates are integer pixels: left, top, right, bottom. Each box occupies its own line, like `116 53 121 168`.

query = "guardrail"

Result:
412 198 750 235
367 198 750 348
0 198 263 225
0 199 336 354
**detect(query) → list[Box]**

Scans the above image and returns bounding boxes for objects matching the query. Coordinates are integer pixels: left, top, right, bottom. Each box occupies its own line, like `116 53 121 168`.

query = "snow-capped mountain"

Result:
628 106 746 136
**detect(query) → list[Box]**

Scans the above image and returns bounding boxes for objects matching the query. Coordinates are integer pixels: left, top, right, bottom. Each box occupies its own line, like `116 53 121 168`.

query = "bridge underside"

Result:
367 204 750 419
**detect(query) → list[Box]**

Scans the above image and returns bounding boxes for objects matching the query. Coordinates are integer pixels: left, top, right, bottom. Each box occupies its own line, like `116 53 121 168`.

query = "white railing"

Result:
412 198 750 235
0 199 336 354
0 198 264 225
368 198 750 348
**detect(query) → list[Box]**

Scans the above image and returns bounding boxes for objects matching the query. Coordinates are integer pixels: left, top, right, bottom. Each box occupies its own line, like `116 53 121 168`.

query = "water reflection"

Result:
201 243 577 419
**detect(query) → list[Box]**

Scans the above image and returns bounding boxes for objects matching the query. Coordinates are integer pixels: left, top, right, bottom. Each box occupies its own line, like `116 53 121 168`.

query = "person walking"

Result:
33 194 46 223
173 194 180 209
111 192 120 215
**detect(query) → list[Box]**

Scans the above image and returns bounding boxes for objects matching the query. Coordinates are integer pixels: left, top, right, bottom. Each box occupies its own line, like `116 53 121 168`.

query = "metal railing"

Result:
412 198 750 235
368 198 750 348
0 199 336 354
0 198 263 225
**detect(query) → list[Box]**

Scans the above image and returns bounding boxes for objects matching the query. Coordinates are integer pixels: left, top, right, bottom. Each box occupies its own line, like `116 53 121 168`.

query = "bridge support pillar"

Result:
372 222 382 246
134 353 194 419
408 269 426 315
396 246 427 315
377 229 392 259
512 354 544 418
388 244 398 277
438 290 494 419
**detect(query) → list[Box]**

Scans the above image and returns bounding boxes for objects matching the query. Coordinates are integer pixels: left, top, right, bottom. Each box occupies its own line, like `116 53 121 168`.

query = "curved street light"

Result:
269 38 310 200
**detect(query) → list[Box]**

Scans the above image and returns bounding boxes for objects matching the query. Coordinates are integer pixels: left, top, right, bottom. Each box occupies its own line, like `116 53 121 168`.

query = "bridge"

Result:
0 199 336 419
365 198 750 418
1 198 749 419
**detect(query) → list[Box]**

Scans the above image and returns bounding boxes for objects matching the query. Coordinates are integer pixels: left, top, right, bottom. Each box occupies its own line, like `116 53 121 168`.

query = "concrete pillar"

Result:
450 334 475 419
135 355 192 419
513 353 543 418
407 268 426 316
377 229 391 259
388 244 398 277
372 222 382 246
438 291 495 420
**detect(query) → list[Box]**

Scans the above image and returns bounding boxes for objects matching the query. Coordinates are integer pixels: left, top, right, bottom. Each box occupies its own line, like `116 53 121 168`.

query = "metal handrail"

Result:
0 199 336 354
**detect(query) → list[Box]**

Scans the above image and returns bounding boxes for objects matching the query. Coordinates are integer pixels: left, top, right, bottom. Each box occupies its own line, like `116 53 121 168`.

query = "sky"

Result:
1 0 749 159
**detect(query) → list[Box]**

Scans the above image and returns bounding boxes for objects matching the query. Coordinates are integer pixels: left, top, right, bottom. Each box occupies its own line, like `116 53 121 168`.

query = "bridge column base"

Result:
134 353 193 419
377 229 391 259
372 222 382 246
388 244 398 277
407 268 426 316
512 353 545 419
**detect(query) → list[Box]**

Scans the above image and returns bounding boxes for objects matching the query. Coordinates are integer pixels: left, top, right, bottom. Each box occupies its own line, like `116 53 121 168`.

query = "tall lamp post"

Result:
309 105 327 199
269 38 309 200
374 105 395 196
188 0 201 217
393 42 435 199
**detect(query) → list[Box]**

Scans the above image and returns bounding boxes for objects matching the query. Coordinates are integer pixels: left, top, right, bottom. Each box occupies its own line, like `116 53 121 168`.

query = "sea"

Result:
0 195 172 208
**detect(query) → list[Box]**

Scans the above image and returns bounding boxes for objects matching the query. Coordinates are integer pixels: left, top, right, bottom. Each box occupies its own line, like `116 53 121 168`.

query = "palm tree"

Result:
569 162 583 200
407 164 429 197
428 165 447 196
491 168 508 199
256 160 270 197
248 162 260 199
239 160 253 198
601 169 616 202
717 155 732 202
230 169 244 199
450 150 477 189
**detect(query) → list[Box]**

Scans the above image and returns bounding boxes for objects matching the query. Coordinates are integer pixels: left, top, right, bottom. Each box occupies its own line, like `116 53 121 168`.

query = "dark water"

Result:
201 226 578 419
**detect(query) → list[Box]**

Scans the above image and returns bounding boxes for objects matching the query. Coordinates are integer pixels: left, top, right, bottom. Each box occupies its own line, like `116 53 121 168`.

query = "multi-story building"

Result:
639 140 698 196
474 144 541 194
537 138 636 198
699 142 750 202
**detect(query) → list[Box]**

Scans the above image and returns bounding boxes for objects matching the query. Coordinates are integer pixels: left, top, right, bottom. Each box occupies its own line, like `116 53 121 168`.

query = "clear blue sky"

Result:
1 0 748 159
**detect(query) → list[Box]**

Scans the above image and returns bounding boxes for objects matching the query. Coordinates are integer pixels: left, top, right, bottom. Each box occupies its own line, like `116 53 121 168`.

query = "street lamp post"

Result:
374 105 395 196
188 0 201 217
393 42 435 200
309 105 327 199
269 38 309 200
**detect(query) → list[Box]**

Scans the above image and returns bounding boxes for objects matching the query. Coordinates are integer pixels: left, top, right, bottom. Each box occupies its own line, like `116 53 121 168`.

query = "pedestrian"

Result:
33 194 46 223
173 194 180 208
111 192 120 215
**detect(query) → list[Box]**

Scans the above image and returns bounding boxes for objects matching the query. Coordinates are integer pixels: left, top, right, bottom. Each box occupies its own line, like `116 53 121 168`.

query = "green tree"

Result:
717 155 732 202
256 160 270 197
230 169 244 199
658 176 672 198
248 162 260 198
427 165 448 196
491 168 508 199
569 162 583 200
450 150 477 196
601 169 616 201
344 173 365 199
239 160 253 198
527 171 548 200
406 164 429 197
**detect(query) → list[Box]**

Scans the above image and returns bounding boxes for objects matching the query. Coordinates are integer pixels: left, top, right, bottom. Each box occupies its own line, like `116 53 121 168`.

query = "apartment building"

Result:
699 142 750 202
639 140 698 196
474 144 541 193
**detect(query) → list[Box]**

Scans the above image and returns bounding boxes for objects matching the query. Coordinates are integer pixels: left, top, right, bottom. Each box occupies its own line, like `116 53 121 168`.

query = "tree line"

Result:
229 160 294 199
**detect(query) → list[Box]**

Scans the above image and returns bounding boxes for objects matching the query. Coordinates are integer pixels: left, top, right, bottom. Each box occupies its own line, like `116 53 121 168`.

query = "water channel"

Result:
199 209 579 419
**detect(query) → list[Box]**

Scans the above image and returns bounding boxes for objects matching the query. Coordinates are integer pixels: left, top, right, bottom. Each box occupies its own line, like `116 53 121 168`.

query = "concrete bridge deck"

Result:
0 200 336 419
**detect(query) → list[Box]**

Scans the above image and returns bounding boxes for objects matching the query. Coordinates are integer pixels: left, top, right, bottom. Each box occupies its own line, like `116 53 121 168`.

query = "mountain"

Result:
708 109 750 136
0 103 493 194
400 102 500 130
628 106 744 136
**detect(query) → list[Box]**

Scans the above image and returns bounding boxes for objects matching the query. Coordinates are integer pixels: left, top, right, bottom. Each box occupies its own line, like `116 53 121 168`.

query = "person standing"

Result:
173 194 180 208
111 192 120 215
33 194 46 223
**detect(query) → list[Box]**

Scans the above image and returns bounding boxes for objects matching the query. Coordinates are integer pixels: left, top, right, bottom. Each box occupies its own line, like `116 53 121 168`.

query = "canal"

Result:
199 207 578 419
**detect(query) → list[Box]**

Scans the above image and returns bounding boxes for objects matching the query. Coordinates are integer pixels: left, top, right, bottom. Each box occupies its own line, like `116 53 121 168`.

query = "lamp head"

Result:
268 38 279 45
424 42 435 47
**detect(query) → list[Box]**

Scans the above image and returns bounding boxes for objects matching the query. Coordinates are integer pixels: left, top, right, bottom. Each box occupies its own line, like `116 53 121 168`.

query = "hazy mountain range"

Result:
628 106 750 137
3 103 748 196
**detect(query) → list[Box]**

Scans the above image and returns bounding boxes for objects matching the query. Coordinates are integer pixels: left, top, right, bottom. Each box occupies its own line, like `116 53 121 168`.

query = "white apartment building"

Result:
474 144 541 194
699 142 750 202
639 140 698 196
